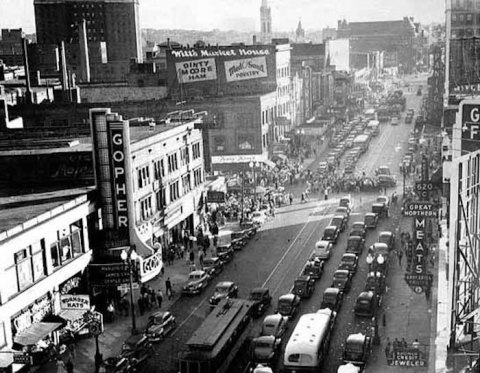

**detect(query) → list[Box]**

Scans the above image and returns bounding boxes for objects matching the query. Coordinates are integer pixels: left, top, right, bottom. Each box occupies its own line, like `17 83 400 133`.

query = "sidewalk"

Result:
368 202 437 373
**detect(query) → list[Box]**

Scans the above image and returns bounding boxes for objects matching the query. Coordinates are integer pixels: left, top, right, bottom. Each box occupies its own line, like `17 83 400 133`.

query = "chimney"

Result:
78 19 91 82
59 41 69 92
21 37 33 104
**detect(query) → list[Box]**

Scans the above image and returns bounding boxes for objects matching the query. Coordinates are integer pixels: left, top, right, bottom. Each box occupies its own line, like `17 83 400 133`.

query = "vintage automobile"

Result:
342 333 372 368
261 314 288 339
376 195 390 207
202 257 224 277
292 275 315 298
339 195 354 212
313 240 334 260
121 334 153 362
251 335 281 366
251 364 274 373
364 212 379 229
322 226 340 244
377 174 397 188
335 206 351 220
364 271 387 294
249 287 273 316
276 293 301 319
378 231 396 251
252 210 268 226
375 165 391 176
346 236 365 255
372 202 388 218
145 311 176 342
209 281 238 306
303 259 324 279
330 214 348 232
216 244 234 264
182 270 211 295
337 363 361 373
350 221 366 239
354 291 380 317
320 287 343 312
338 253 359 274
332 269 353 293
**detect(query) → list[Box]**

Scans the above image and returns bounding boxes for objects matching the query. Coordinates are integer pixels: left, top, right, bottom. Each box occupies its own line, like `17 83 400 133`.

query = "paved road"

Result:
140 80 425 373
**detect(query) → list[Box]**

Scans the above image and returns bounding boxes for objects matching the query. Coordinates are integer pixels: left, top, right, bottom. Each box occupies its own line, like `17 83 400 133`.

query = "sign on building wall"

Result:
60 294 91 310
457 100 480 154
224 56 268 82
175 58 217 83
89 262 139 287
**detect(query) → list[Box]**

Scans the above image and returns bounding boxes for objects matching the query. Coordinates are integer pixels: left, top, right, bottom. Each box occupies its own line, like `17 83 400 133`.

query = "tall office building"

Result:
260 0 272 43
34 0 142 65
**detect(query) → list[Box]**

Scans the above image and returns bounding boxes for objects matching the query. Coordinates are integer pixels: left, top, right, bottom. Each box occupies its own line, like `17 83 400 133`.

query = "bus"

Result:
283 308 336 372
178 298 254 373
352 134 371 154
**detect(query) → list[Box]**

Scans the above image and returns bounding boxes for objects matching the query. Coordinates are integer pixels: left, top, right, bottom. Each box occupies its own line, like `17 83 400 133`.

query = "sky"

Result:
0 0 445 34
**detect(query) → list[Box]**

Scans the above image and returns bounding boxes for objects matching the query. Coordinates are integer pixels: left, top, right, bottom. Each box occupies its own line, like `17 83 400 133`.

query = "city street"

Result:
139 78 427 373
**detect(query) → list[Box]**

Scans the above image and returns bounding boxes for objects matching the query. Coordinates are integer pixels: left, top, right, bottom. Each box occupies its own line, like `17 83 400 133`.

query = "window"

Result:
140 196 153 220
154 158 165 180
156 187 166 210
214 136 226 152
14 240 47 292
168 153 179 173
169 180 180 201
467 13 473 23
137 165 150 189
194 168 203 186
180 147 189 166
182 174 191 194
50 222 84 269
192 142 201 159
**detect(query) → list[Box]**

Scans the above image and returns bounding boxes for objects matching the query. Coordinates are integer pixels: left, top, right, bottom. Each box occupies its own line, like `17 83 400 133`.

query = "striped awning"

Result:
14 322 63 346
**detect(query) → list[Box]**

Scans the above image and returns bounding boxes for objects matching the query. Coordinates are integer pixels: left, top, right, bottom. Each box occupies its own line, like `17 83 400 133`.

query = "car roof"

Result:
251 287 268 294
324 287 340 295
379 231 393 235
296 275 310 281
279 293 296 301
346 333 367 344
216 281 234 287
365 212 376 217
316 240 331 246
190 270 206 276
357 291 374 299
263 314 283 323
203 257 220 262
335 269 350 275
325 225 338 230
150 311 169 318
342 253 357 258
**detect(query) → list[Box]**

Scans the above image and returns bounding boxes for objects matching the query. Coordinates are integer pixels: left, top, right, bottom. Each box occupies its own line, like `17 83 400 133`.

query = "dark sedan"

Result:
322 225 340 244
249 287 272 316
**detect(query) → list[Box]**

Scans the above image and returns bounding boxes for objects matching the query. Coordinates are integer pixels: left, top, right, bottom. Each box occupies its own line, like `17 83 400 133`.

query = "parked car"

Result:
364 271 386 294
276 294 301 319
145 311 176 342
377 174 397 187
372 202 388 219
209 281 238 306
378 231 395 251
337 364 361 373
346 236 365 255
339 195 354 212
202 257 223 277
330 215 348 232
350 221 366 239
322 226 340 244
314 240 334 260
342 333 372 367
364 212 379 229
292 275 315 298
216 244 234 264
332 269 353 293
391 116 399 125
338 253 359 274
261 313 288 339
251 335 281 366
249 287 272 316
182 270 210 295
252 210 268 225
375 165 391 176
320 287 343 312
354 291 380 317
376 195 390 208
303 259 324 279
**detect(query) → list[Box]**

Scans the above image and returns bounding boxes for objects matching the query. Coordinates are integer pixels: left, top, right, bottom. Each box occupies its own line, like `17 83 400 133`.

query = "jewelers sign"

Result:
224 57 268 82
60 294 91 310
176 58 217 83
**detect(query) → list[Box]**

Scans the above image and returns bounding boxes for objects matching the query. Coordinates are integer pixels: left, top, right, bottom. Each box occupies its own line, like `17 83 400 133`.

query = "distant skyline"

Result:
0 0 444 34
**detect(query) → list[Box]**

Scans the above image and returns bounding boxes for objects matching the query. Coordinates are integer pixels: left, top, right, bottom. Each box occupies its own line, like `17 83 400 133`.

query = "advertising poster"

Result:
176 58 217 83
224 56 268 82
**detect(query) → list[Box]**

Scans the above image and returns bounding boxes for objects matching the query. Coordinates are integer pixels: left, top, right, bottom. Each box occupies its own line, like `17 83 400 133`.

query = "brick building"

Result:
0 29 24 66
337 17 417 72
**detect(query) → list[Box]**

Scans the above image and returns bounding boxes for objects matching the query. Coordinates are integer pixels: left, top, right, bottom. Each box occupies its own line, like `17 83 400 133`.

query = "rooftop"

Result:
0 186 95 240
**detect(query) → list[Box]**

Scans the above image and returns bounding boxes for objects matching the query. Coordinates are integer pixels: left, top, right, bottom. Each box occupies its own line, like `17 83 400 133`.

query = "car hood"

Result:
147 324 163 334
211 292 228 301
253 346 275 360
185 279 204 287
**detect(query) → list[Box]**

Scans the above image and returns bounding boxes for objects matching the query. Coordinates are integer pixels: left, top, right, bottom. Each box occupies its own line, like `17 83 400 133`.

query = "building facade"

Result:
0 29 24 67
260 0 272 44
0 188 95 368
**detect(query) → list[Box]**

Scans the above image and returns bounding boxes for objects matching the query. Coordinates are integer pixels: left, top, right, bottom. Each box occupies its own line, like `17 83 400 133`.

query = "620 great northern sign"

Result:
460 101 480 153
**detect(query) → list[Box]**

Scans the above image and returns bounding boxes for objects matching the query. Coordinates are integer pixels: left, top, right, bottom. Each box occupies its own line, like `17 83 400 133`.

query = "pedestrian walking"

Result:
157 289 163 308
412 339 420 349
398 249 403 266
393 338 401 349
324 187 329 200
385 338 392 359
106 301 115 323
66 359 74 373
401 338 408 348
166 277 173 300
289 193 293 205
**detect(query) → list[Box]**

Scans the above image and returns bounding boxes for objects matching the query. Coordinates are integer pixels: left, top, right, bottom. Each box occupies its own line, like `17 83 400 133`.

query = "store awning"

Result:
262 159 276 169
14 322 63 346
58 309 87 322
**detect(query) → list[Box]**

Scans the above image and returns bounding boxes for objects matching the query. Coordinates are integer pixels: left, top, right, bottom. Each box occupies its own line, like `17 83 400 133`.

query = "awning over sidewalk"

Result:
58 309 87 322
14 322 63 346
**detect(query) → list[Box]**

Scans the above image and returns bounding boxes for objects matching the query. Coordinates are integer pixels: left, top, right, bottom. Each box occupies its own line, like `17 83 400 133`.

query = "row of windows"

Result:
139 168 203 221
452 27 480 37
213 135 256 152
137 142 202 191
452 0 480 9
277 65 290 78
278 84 290 97
261 103 291 125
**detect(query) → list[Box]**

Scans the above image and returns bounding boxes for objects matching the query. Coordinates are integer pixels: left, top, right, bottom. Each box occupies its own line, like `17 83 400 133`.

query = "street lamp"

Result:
249 161 260 203
121 248 138 335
